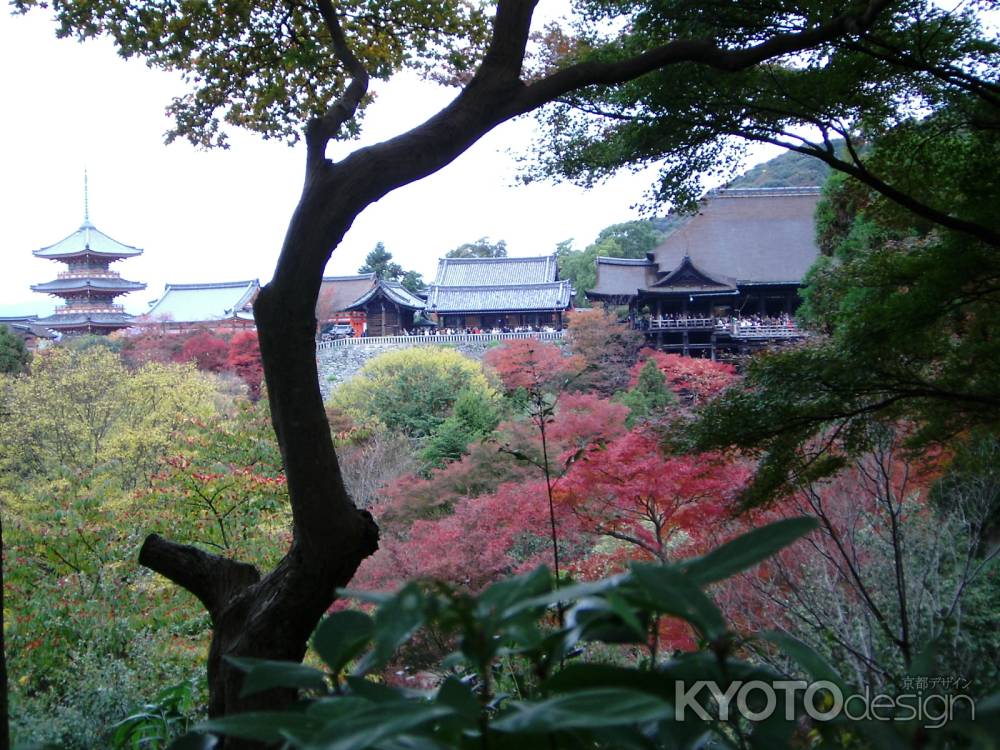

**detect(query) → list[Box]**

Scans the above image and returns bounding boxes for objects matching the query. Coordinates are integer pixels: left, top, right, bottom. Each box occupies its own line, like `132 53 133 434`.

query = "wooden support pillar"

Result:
682 330 689 356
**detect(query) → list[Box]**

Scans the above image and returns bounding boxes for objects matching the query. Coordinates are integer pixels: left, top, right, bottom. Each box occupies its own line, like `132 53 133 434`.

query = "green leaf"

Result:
166 733 218 750
303 702 455 750
436 677 480 721
226 657 328 698
313 610 375 674
373 583 427 663
197 712 322 743
544 664 676 701
683 517 818 586
627 564 727 640
491 688 671 732
759 631 847 693
477 566 552 618
566 595 647 644
345 676 414 703
515 573 628 612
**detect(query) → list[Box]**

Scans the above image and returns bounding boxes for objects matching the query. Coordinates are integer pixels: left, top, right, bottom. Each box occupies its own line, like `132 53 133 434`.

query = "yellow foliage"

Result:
0 347 217 489
330 346 497 438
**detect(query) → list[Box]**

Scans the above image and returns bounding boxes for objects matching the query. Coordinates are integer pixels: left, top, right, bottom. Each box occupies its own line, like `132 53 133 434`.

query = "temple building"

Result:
142 279 260 332
587 187 820 354
316 273 378 337
424 254 573 329
0 318 57 350
342 278 427 336
31 184 146 335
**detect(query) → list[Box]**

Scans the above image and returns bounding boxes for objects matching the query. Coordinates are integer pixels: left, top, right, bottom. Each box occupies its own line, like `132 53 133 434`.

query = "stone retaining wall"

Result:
317 340 503 400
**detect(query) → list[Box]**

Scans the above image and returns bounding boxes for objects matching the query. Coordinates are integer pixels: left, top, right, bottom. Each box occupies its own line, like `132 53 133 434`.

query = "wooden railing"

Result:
642 318 806 339
317 330 565 349
647 317 717 331
728 324 805 339
54 303 125 314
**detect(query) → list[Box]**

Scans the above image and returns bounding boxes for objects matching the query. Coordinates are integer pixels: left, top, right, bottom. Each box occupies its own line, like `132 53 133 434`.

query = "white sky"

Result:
0 8 781 317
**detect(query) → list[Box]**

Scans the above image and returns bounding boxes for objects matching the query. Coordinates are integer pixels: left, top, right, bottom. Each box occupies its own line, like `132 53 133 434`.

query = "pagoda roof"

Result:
31 277 147 294
426 281 573 313
34 219 143 260
33 312 135 329
344 279 426 311
432 255 558 286
144 280 259 323
316 273 377 320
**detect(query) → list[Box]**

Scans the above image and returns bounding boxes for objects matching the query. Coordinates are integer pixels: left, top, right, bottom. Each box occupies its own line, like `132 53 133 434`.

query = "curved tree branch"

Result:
307 0 371 167
138 534 261 622
511 0 894 116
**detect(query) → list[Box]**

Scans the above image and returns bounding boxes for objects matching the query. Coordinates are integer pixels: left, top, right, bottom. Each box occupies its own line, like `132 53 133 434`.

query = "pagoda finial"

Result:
83 169 90 224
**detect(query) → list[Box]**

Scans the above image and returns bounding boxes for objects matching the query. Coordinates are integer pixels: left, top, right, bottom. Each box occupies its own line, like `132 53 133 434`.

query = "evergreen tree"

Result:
0 326 29 375
445 237 508 258
358 242 403 280
618 358 675 425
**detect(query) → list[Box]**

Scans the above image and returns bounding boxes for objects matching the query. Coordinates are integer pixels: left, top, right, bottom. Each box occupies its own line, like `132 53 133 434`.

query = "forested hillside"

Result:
728 149 831 188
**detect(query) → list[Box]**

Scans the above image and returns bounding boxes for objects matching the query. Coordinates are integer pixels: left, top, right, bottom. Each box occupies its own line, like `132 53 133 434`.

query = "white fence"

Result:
645 318 806 339
317 330 565 350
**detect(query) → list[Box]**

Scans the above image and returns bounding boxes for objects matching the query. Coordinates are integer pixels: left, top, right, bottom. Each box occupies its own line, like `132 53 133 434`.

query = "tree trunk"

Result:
134 0 893 738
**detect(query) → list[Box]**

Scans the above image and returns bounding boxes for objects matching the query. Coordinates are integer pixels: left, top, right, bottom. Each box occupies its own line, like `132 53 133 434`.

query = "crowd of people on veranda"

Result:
636 312 796 330
396 324 562 336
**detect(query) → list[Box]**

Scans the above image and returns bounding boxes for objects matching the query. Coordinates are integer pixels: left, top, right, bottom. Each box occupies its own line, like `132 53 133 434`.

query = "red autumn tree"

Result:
178 331 230 373
118 328 186 367
379 395 628 531
560 429 751 563
484 339 584 394
631 349 738 406
565 307 645 396
226 331 264 400
354 479 585 594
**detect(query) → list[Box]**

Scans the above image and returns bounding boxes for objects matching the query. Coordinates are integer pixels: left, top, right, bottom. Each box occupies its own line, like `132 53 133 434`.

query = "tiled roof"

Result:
588 257 654 298
345 279 426 311
0 317 57 339
144 280 259 323
649 255 736 291
34 312 135 329
427 281 573 313
433 255 558 286
648 187 821 284
31 277 146 293
34 220 143 259
316 274 376 320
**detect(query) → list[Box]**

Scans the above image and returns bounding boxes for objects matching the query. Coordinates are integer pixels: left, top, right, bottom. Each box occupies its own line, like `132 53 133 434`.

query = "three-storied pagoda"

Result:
32 180 145 334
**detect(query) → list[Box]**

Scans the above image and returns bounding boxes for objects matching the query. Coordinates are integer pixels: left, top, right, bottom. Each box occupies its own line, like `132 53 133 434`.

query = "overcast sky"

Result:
0 8 781 317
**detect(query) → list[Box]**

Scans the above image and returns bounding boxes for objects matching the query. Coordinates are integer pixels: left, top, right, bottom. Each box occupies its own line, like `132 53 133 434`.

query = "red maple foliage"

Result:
559 429 752 563
484 339 584 394
178 331 229 373
118 329 186 367
630 349 738 405
226 331 264 400
354 479 585 593
379 394 628 530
